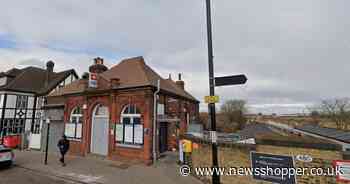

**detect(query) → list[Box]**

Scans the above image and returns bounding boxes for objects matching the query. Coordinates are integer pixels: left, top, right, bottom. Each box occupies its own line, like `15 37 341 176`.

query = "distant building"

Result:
0 61 78 149
46 57 199 164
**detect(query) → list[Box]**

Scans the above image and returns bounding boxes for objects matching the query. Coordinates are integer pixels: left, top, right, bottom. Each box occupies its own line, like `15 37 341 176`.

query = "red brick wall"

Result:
64 96 86 156
62 88 198 164
63 89 154 164
111 89 153 164
163 95 199 151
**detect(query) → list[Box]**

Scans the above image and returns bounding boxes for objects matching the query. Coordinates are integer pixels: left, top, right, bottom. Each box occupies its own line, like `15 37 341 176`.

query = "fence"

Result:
187 136 343 184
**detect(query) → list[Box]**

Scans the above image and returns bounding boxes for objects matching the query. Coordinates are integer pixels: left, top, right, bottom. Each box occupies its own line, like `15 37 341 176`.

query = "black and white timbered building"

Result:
0 61 78 149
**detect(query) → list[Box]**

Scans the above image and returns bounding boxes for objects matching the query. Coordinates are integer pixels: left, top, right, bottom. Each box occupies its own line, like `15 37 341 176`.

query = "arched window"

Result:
65 106 83 140
121 104 141 124
116 105 143 145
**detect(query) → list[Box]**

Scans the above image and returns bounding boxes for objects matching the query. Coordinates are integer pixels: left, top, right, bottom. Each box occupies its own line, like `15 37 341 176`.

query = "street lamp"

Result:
44 118 50 165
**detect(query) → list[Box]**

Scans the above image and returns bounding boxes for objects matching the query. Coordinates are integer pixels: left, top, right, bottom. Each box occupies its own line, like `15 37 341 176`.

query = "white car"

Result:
0 145 14 168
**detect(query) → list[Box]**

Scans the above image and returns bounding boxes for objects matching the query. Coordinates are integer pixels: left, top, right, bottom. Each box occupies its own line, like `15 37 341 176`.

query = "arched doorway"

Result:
91 104 109 155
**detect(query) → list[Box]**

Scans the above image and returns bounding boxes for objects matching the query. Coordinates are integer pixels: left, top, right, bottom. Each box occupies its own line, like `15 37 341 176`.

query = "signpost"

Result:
204 1 248 183
205 96 220 104
215 74 248 87
209 131 217 144
89 73 98 88
251 152 296 184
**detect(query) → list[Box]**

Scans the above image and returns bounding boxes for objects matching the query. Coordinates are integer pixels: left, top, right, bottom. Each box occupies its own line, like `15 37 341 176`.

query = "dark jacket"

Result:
57 138 70 154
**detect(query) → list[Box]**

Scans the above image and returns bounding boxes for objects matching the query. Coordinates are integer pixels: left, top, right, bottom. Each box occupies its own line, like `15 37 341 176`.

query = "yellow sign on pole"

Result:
205 96 220 104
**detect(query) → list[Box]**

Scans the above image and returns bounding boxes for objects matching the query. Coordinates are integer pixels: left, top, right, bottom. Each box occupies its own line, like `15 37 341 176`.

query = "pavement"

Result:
0 166 79 184
8 150 202 184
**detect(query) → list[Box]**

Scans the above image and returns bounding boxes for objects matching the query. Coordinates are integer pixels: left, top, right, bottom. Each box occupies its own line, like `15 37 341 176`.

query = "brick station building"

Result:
47 56 199 164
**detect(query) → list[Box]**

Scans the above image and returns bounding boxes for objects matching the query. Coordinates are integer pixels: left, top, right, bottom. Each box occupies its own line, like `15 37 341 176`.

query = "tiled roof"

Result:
297 124 350 143
50 56 199 102
237 123 277 139
0 66 77 95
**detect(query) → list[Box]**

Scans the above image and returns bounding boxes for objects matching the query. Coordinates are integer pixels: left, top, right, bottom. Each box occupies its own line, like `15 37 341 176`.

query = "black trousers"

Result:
60 151 66 164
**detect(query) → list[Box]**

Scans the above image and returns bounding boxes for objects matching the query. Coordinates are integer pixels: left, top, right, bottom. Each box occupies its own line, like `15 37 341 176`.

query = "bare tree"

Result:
306 106 321 125
220 99 248 131
319 98 350 130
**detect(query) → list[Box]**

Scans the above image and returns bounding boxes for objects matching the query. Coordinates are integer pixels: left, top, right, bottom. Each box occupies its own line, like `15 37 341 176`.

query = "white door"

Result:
29 119 42 149
91 105 109 156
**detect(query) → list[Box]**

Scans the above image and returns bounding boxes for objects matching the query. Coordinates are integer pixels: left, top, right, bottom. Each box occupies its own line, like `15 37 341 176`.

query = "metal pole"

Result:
0 94 8 145
205 0 220 183
153 80 160 164
44 122 50 165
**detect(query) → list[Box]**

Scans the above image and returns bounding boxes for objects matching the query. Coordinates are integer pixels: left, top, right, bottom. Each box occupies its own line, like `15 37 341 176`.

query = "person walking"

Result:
57 135 70 167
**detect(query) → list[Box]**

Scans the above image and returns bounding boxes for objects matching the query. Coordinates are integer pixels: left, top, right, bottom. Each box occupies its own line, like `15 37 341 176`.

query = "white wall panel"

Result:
28 97 34 109
0 77 7 86
4 109 15 118
0 94 3 108
27 110 33 119
64 75 71 85
6 95 16 108
25 119 32 131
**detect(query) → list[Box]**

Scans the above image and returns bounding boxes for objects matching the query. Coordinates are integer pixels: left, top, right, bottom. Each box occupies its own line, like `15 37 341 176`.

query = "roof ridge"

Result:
137 59 153 86
142 61 165 86
104 56 144 75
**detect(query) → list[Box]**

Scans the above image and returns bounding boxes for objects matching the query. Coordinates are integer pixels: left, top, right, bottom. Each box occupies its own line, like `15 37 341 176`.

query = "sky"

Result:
0 0 349 114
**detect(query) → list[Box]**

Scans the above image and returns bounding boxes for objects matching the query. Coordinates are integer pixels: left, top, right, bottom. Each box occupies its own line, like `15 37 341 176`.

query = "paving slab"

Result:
13 150 202 184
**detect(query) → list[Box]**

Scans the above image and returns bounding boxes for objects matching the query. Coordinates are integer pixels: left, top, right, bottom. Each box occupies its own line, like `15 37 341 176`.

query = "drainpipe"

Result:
153 80 160 164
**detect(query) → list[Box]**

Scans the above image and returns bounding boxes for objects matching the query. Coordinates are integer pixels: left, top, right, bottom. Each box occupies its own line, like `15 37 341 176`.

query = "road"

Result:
0 165 80 184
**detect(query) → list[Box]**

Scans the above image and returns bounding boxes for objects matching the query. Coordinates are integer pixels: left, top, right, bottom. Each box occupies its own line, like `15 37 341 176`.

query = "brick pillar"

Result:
109 94 117 154
143 91 153 165
82 97 89 156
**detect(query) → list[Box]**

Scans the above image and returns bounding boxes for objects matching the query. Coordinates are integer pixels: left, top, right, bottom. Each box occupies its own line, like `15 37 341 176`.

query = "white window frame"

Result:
116 105 143 146
65 107 83 140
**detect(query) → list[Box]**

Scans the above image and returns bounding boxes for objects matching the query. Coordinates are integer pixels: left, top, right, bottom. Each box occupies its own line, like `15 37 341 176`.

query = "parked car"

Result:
0 145 14 167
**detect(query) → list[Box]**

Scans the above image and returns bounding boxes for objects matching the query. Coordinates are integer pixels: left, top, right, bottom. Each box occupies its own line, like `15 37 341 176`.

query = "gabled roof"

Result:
101 57 198 101
48 79 86 96
0 66 78 96
50 56 199 102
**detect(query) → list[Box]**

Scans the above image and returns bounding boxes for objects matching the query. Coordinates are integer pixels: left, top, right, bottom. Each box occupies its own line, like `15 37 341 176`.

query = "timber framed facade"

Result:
0 61 78 149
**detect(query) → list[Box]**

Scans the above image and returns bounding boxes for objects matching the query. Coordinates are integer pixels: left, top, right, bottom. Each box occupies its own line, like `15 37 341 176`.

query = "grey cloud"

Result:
18 58 45 68
0 0 349 113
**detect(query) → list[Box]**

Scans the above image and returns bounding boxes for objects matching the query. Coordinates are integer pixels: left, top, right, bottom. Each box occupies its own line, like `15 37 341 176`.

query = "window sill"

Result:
67 138 82 142
116 144 143 149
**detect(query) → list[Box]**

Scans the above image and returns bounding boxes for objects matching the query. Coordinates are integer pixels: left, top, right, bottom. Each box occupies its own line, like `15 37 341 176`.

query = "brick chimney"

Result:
45 61 55 88
175 73 185 90
89 57 108 74
46 61 54 73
